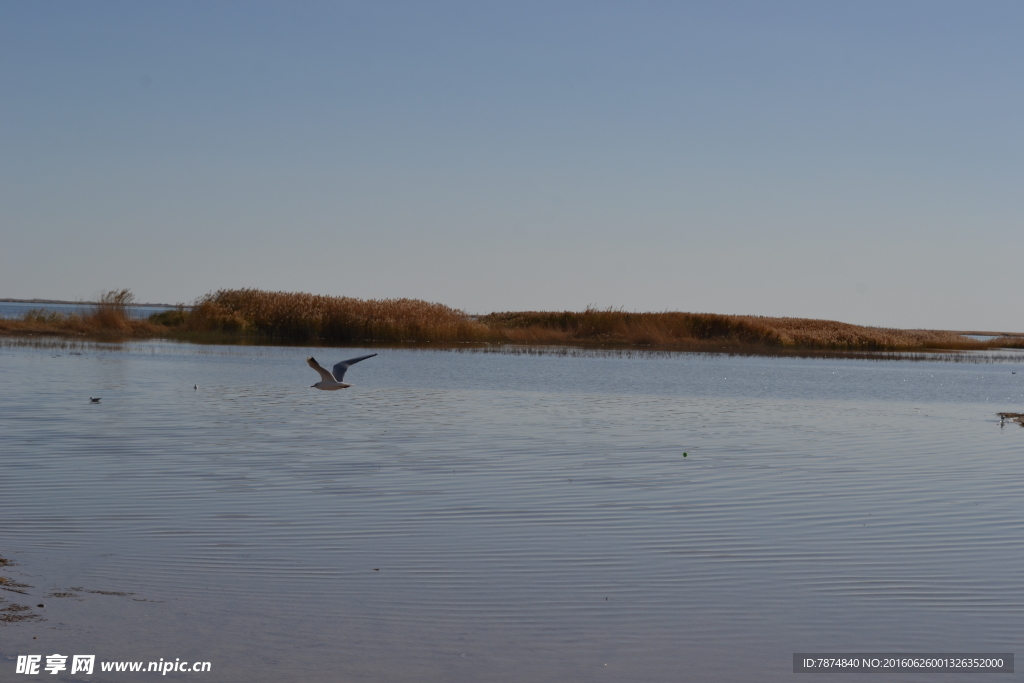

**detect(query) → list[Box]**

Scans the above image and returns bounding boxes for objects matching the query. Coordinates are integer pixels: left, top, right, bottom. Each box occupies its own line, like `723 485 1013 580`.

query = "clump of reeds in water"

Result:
2 287 1016 352
479 309 782 347
175 295 1005 350
0 289 161 339
149 306 188 327
990 336 1024 349
479 309 987 351
185 289 491 343
19 308 69 324
727 315 984 350
85 288 135 331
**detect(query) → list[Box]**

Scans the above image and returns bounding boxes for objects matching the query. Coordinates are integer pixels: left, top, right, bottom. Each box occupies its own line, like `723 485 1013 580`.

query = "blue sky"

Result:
2 2 1022 330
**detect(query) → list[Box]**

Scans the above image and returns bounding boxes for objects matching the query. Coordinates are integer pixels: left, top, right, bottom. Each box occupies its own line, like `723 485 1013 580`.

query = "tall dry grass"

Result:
728 315 982 350
990 336 1024 349
85 288 135 331
484 309 783 346
0 289 160 339
0 287 1005 352
186 289 490 342
480 309 983 350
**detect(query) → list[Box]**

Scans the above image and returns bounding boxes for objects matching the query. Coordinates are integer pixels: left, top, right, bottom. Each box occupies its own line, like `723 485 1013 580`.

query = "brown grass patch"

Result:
1 288 1010 352
480 308 986 351
0 289 165 340
185 289 490 343
990 336 1024 349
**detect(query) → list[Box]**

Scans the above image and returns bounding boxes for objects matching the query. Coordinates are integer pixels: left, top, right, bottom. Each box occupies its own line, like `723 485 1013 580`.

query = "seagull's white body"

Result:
307 354 377 390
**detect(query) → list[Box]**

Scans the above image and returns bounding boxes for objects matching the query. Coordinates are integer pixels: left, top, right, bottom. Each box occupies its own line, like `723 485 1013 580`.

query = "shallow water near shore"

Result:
2 342 1023 681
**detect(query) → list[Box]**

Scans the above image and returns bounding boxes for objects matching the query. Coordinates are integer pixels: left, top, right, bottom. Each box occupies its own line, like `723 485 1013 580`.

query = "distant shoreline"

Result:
954 330 1024 338
0 298 180 308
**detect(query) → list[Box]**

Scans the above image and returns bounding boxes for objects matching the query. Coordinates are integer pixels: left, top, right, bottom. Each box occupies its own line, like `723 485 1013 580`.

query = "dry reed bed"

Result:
185 289 490 342
480 309 988 350
0 289 163 339
989 336 1024 349
3 288 1017 352
186 291 992 350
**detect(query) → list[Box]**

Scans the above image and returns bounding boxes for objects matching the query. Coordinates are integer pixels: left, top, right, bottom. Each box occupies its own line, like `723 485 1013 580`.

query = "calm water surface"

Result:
2 342 1023 681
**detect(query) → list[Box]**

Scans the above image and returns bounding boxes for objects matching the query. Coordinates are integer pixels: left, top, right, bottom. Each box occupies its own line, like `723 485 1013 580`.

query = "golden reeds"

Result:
85 288 135 331
185 289 490 343
0 290 161 339
2 288 1017 352
991 336 1024 349
478 309 984 350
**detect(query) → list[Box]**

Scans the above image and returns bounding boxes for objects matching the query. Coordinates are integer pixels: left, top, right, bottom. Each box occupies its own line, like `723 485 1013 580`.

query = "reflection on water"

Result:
1 342 1023 682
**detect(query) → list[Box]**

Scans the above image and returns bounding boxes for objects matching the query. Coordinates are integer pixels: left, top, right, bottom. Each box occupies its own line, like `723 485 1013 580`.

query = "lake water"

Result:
2 341 1023 681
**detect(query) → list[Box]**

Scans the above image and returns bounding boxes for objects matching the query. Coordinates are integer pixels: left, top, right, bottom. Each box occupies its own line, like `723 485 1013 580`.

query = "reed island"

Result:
2 288 1021 354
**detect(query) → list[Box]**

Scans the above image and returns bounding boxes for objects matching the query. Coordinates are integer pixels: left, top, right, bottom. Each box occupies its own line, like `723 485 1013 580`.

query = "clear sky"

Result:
2 2 1022 330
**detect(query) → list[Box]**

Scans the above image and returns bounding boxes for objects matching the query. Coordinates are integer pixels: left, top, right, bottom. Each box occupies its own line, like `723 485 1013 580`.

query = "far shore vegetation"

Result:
2 288 1022 354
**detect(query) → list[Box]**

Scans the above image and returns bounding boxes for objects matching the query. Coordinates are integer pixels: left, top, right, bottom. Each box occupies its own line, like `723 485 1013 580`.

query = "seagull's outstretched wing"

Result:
332 353 377 382
307 356 336 383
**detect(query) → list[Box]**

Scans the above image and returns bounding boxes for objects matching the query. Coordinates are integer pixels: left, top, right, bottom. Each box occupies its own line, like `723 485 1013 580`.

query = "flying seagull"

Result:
307 354 377 390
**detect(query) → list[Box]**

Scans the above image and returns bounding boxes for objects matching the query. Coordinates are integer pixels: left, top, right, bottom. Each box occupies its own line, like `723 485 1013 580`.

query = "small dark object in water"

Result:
997 413 1024 426
683 452 688 457
89 397 101 403
36 604 43 608
373 568 380 571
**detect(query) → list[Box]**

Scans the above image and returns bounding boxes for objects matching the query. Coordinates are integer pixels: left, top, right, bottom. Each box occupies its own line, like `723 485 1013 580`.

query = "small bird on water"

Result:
89 397 101 403
307 354 377 390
